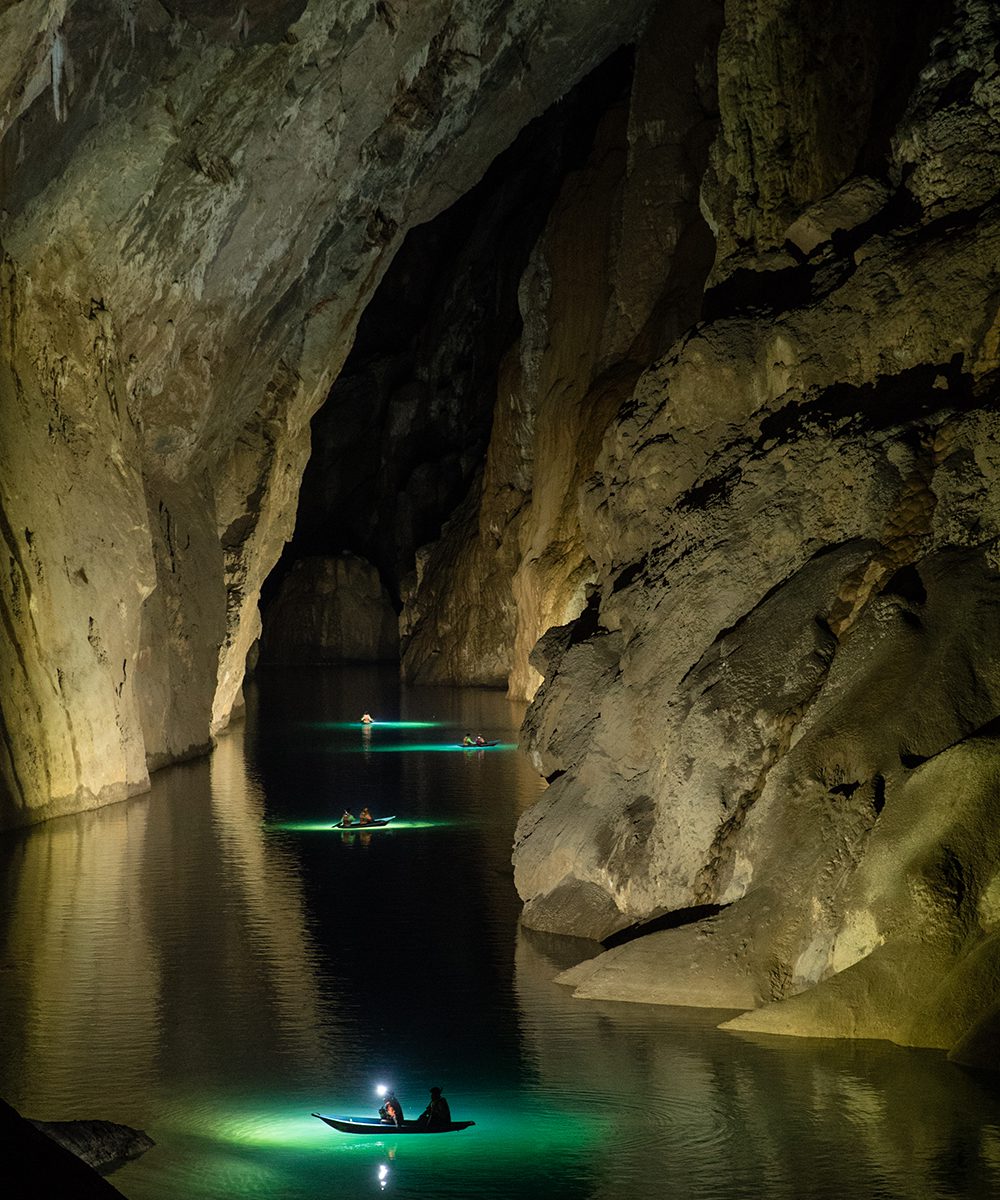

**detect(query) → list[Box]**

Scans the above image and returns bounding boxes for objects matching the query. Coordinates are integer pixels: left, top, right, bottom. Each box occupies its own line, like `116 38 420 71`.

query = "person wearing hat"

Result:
418 1086 451 1129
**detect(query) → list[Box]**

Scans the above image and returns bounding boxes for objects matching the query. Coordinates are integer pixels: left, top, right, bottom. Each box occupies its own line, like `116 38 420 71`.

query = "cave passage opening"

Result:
255 48 637 672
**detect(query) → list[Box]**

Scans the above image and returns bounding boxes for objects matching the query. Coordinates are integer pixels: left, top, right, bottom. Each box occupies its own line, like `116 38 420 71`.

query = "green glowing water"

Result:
355 742 518 753
268 820 446 833
2 664 1000 1199
309 721 445 730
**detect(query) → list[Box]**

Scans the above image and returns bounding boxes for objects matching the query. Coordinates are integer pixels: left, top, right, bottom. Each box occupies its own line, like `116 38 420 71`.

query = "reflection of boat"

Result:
332 816 396 829
458 741 499 749
312 1113 475 1135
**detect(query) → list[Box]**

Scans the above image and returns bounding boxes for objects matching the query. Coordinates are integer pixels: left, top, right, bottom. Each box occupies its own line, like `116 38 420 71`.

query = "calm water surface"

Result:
2 666 1000 1199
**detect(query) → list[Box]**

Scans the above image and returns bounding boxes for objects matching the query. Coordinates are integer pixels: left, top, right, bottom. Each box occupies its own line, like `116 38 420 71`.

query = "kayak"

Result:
458 741 499 748
332 816 396 829
312 1113 475 1135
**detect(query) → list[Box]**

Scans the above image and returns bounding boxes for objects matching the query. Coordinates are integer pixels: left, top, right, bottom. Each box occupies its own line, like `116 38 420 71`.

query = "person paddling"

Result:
341 810 355 827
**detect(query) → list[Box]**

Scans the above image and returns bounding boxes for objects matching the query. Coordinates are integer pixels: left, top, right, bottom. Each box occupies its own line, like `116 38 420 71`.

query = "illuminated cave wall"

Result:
258 49 637 672
0 0 654 827
512 0 1000 1063
5 0 1000 1067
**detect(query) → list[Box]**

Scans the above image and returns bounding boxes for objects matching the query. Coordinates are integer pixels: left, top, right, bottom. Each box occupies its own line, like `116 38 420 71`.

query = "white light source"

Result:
376 1084 388 1097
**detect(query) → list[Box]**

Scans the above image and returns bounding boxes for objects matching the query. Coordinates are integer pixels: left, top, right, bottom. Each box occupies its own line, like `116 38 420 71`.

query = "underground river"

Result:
2 666 1000 1199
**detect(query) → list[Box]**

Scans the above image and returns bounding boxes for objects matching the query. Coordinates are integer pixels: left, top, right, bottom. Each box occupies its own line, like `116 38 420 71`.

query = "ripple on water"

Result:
567 1086 734 1158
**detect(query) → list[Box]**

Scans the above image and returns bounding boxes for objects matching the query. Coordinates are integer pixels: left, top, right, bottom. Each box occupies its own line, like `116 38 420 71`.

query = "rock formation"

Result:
258 553 397 663
0 0 654 828
511 0 1000 1062
28 1116 155 1173
400 0 723 696
6 0 1000 1068
3 1098 129 1198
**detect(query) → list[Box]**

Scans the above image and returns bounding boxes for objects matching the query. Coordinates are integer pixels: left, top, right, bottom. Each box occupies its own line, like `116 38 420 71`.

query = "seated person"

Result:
378 1091 404 1126
340 810 355 827
360 712 374 724
462 735 474 746
359 806 373 825
474 734 486 746
418 1086 451 1129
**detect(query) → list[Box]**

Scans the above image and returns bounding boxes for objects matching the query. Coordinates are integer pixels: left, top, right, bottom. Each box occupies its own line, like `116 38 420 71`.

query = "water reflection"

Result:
0 800 160 1112
514 929 1000 1199
0 723 329 1120
3 667 1000 1199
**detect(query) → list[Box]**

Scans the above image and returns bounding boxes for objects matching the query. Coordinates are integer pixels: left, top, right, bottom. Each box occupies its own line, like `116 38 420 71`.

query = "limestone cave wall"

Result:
512 0 1000 1062
0 0 654 828
399 0 723 696
6 0 1000 1068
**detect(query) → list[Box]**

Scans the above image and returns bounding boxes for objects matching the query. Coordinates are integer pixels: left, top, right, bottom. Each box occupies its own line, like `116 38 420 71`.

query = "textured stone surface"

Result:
700 0 945 281
29 1116 155 1172
259 554 397 664
513 0 1000 1064
3 1098 128 1198
0 0 655 828
400 0 723 698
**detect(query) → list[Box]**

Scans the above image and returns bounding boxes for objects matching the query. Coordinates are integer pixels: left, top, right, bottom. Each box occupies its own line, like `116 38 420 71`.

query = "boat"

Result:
457 741 499 748
331 816 396 829
312 1113 475 1135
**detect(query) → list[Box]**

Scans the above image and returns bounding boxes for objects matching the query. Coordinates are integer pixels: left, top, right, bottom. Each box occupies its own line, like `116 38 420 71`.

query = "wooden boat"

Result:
331 816 396 829
312 1113 475 1135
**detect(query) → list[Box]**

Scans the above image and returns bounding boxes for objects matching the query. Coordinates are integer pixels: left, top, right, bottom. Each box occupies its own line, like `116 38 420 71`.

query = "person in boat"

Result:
462 735 474 746
379 1090 404 1126
474 734 486 746
359 806 373 825
341 810 355 827
418 1086 451 1130
360 712 373 724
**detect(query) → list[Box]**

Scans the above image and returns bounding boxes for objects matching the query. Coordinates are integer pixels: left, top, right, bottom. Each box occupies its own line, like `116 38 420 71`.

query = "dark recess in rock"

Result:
883 564 928 607
829 781 861 798
851 0 957 176
755 359 975 450
262 48 635 613
872 774 886 815
602 903 729 950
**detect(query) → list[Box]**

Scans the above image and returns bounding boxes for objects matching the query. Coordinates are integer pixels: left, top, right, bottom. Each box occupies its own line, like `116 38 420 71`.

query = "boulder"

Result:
29 1117 155 1173
2 1099 129 1198
784 176 890 256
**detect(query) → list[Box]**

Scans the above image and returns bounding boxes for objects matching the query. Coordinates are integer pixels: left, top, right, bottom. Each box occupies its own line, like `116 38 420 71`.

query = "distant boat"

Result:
312 1113 475 1135
458 741 499 748
332 816 396 829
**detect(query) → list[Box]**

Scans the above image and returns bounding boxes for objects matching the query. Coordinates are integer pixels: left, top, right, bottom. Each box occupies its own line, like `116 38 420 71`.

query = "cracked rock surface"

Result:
512 0 1000 1060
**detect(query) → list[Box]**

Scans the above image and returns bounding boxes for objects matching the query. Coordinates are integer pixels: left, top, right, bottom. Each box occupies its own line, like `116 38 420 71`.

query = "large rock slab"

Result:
29 1116 154 1173
3 1098 129 1198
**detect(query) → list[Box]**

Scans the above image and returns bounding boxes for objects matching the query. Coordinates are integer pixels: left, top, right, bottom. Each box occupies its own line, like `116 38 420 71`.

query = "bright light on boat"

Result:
376 1084 387 1097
